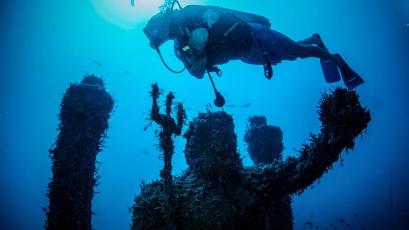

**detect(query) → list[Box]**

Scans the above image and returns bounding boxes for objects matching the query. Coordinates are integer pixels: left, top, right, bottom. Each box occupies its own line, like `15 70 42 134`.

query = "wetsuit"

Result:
170 5 297 78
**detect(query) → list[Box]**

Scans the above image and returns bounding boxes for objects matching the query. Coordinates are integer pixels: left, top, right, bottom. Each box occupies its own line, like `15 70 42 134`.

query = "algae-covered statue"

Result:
131 85 371 230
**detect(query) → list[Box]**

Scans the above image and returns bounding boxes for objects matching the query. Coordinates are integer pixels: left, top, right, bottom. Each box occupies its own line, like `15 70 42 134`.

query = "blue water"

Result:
1 0 408 229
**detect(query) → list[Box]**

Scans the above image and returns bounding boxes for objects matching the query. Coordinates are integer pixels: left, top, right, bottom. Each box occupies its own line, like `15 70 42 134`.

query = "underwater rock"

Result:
244 116 293 230
45 75 114 230
131 88 370 230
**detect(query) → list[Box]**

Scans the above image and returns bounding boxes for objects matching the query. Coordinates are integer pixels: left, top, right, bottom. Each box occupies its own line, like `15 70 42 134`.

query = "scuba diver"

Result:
143 3 364 100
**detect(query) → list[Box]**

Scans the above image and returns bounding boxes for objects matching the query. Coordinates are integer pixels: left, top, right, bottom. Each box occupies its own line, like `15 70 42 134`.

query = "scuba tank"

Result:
203 6 271 27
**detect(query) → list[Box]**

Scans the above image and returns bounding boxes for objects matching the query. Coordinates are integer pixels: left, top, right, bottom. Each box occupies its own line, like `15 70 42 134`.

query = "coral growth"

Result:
131 87 371 230
45 75 114 230
244 116 293 230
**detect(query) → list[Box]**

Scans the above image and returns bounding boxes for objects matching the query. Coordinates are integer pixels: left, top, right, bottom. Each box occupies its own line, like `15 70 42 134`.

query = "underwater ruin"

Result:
131 85 371 229
45 75 114 230
45 79 370 229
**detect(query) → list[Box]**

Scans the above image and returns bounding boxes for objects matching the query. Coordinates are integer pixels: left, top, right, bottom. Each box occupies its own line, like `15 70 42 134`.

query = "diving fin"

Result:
340 65 365 90
321 59 342 83
314 34 341 83
334 54 364 90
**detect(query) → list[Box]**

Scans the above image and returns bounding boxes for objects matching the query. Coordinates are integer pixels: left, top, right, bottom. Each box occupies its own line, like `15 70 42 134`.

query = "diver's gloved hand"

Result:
187 56 207 79
207 66 222 77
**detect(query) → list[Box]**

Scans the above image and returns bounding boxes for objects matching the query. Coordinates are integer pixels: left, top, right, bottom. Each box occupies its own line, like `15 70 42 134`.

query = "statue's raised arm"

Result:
242 89 371 199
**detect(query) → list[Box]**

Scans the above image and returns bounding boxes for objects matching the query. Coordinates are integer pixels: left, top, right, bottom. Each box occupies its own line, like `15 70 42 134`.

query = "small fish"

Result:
141 149 150 155
240 103 252 108
95 61 103 68
305 221 313 226
124 70 130 75
144 121 154 131
338 219 345 223
354 213 359 218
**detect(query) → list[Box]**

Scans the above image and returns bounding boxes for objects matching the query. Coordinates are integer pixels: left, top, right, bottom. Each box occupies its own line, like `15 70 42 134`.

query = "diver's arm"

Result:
242 89 371 199
186 27 209 79
187 55 207 79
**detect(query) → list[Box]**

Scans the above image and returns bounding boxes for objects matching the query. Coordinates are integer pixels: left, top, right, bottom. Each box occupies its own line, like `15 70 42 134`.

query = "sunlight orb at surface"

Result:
91 0 164 29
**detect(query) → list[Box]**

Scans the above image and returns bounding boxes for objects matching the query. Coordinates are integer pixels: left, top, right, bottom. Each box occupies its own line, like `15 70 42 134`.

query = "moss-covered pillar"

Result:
45 75 114 230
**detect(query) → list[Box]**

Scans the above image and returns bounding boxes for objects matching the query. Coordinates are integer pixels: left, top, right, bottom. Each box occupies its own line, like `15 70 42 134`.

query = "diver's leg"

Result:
297 34 320 46
287 43 339 63
297 34 327 46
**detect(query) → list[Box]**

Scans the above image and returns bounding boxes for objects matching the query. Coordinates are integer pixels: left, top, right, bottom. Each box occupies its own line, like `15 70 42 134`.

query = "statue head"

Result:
81 74 105 88
184 112 243 181
244 116 284 164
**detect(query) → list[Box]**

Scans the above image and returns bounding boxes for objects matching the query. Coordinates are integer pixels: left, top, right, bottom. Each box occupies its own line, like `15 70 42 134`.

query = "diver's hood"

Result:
143 11 172 49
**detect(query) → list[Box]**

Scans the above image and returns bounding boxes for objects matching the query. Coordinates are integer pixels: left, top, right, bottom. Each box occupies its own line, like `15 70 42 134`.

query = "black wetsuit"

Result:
171 5 297 69
171 5 253 68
